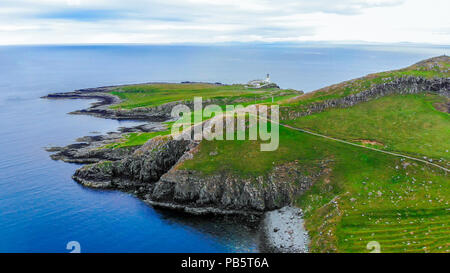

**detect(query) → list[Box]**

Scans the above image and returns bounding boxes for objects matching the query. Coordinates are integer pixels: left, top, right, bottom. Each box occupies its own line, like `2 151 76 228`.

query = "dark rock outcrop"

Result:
49 145 139 164
43 89 175 121
282 76 450 120
46 122 167 163
72 136 197 190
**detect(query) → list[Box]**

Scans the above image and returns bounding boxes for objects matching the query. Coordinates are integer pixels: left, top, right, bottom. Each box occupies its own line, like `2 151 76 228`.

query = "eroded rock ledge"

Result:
282 76 450 120
45 122 166 163
73 136 196 189
42 86 175 121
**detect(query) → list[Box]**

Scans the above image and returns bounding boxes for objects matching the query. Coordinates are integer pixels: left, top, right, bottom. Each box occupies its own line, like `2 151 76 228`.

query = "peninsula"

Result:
44 56 450 253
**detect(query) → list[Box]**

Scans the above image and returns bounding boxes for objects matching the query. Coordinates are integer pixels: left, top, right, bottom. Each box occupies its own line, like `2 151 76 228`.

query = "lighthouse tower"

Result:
265 73 270 83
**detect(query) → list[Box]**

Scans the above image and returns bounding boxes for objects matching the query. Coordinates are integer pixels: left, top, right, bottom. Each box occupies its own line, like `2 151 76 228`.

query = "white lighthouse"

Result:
246 73 272 88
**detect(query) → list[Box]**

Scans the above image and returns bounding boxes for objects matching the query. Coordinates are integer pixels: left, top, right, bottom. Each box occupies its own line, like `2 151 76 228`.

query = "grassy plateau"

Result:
111 83 298 109
105 83 298 148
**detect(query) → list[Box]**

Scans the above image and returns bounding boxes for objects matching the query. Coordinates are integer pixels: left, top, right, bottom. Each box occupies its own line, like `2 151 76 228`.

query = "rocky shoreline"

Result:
45 122 167 163
260 206 309 253
42 85 174 121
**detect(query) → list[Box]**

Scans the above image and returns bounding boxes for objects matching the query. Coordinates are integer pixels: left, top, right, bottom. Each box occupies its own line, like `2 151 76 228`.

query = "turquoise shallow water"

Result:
0 44 446 252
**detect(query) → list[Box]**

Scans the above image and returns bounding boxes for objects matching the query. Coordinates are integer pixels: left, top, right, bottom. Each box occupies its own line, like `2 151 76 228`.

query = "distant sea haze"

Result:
0 44 446 252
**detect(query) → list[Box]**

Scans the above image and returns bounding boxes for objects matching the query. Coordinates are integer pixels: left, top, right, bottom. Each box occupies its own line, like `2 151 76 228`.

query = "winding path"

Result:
248 108 449 173
280 123 449 173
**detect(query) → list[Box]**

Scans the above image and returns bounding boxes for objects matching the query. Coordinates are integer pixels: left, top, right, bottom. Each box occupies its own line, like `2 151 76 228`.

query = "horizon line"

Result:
0 41 449 47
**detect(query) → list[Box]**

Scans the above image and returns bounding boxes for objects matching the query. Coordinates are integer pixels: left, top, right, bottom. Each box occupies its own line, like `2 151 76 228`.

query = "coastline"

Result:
42 86 171 121
42 81 313 253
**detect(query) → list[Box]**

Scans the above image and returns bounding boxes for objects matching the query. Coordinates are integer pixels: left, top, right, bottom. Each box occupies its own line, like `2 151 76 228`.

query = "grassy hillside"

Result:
104 83 298 148
178 56 449 252
282 55 450 107
285 93 450 163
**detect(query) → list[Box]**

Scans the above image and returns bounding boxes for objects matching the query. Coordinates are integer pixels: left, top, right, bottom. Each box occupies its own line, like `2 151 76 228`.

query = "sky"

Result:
0 0 448 45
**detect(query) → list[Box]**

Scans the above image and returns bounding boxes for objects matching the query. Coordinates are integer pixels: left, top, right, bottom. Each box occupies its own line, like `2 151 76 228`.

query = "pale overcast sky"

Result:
0 0 448 45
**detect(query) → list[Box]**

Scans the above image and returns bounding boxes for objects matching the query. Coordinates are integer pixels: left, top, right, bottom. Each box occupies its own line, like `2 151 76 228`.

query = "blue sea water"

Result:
0 44 447 253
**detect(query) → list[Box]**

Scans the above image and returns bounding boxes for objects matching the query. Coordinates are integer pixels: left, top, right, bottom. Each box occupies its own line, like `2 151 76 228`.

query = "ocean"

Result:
0 43 447 252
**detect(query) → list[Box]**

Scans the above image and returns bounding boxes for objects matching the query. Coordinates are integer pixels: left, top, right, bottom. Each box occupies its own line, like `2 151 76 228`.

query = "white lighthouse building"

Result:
246 73 271 88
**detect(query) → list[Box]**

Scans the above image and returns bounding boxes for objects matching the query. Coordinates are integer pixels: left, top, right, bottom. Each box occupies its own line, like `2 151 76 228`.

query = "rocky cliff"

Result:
73 136 196 190
282 76 450 120
147 162 321 215
43 88 179 121
46 123 167 163
73 134 324 215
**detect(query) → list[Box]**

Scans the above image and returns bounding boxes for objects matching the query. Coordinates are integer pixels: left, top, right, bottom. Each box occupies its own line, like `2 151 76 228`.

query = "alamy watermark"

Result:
66 241 81 253
171 97 279 151
367 241 381 253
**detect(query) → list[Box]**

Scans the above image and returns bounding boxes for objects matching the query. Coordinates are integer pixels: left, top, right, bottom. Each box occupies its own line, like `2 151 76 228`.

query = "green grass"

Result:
103 130 170 149
337 208 450 253
285 93 450 162
104 91 298 149
278 58 449 252
181 124 327 177
298 146 449 253
110 83 293 109
103 122 174 149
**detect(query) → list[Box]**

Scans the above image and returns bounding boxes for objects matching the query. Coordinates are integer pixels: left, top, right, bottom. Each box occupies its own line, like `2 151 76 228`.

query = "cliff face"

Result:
73 136 196 190
73 135 323 214
49 143 139 164
148 163 321 214
282 77 450 120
